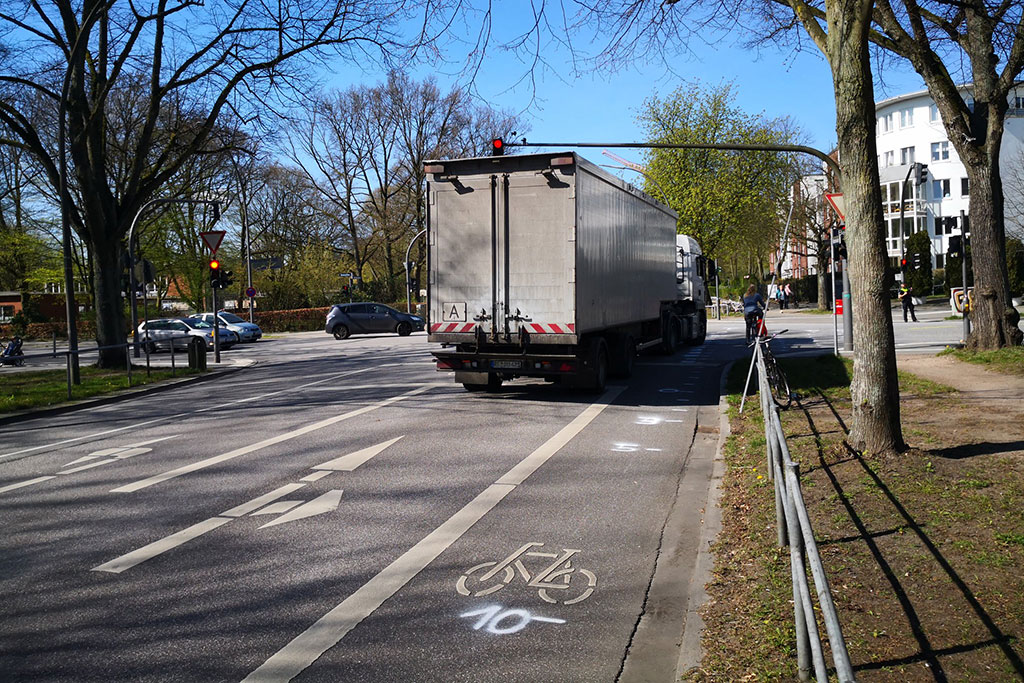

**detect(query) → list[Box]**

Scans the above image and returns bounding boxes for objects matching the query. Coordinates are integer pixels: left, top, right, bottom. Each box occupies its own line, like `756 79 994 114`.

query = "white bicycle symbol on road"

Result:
456 542 597 605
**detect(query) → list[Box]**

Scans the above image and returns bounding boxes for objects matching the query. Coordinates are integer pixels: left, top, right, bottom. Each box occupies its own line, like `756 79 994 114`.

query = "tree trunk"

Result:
829 0 905 454
91 238 128 369
964 161 1023 349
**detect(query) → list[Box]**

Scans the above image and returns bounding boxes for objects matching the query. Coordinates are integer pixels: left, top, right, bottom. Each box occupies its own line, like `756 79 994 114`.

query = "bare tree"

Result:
0 0 469 366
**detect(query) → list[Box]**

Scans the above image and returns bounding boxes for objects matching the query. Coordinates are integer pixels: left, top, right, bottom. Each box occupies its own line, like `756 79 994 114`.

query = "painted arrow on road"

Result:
260 490 344 529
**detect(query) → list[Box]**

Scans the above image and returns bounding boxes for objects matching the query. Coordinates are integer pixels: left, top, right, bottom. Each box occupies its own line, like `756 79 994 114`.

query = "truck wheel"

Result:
590 341 609 392
610 334 635 378
485 373 503 392
660 317 679 355
463 383 486 392
693 310 707 345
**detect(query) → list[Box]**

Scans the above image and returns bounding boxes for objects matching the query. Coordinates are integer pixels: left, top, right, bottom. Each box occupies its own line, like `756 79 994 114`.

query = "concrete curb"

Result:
675 362 731 678
0 359 257 427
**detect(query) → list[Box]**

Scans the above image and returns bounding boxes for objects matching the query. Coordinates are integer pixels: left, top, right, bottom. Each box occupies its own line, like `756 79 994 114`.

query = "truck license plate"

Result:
492 360 522 369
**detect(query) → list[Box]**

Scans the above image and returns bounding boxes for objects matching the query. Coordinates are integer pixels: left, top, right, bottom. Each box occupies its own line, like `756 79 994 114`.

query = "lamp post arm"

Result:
405 228 427 313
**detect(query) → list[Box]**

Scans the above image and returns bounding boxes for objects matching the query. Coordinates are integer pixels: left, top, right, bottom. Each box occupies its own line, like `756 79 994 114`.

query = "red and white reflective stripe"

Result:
526 323 575 334
430 322 476 333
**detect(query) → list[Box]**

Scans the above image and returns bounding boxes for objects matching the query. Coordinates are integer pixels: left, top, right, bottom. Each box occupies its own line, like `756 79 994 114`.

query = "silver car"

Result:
136 318 238 352
190 311 263 342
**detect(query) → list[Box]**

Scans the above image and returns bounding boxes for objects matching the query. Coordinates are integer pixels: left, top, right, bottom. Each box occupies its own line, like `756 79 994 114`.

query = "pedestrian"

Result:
784 282 794 309
899 283 918 322
743 284 765 343
776 283 786 310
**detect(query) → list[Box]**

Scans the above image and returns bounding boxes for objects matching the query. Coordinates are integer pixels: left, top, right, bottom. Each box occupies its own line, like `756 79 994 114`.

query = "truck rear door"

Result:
429 164 576 344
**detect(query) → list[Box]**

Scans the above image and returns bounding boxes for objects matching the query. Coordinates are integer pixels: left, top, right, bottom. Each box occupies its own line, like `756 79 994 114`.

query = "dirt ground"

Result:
688 354 1024 681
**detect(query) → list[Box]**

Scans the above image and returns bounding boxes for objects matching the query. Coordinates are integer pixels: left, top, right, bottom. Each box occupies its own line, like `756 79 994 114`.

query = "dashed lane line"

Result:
110 386 440 494
0 366 377 462
241 385 626 683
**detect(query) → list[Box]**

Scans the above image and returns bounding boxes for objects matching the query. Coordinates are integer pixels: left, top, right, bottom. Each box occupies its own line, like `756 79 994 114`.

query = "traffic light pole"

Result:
960 209 971 342
212 284 220 364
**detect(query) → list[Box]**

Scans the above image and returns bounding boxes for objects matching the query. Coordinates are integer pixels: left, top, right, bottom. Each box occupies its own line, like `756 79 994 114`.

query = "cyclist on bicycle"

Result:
743 284 766 344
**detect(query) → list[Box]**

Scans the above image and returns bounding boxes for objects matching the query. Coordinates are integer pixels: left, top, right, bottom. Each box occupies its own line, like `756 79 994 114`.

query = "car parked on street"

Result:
325 303 425 340
190 311 263 342
136 318 238 352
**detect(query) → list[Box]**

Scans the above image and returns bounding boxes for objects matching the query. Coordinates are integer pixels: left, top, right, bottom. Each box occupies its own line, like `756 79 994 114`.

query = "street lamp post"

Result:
405 229 427 313
128 198 223 357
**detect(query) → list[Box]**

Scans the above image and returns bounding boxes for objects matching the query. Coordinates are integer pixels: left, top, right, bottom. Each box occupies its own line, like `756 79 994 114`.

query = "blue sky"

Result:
326 13 928 171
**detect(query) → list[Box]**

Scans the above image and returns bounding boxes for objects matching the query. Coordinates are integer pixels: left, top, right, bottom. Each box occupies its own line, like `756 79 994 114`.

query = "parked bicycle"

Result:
751 328 792 408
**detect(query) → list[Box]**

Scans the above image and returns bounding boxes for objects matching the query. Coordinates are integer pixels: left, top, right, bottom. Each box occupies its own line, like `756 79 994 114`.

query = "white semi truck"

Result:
424 151 708 391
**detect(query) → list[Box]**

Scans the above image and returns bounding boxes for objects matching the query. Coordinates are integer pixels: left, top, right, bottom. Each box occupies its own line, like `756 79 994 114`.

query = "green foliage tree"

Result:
638 81 800 263
1005 238 1023 299
904 231 932 294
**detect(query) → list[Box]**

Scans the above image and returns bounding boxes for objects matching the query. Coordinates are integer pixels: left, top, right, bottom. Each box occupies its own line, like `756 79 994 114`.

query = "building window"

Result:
879 113 893 133
931 141 950 161
934 216 944 235
930 104 941 122
884 150 895 166
900 108 914 127
900 147 915 165
0 305 13 322
932 178 951 198
936 254 944 269
961 177 969 195
1015 95 1024 110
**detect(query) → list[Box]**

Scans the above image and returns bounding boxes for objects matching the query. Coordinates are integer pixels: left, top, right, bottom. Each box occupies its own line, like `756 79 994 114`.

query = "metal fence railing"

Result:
2 334 206 402
745 340 855 682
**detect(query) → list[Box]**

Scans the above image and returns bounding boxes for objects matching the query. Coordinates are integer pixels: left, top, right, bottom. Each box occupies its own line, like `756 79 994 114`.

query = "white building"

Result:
874 85 1024 271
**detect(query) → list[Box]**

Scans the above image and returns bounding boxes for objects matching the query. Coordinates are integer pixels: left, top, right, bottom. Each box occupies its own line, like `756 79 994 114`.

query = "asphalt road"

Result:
0 327 742 682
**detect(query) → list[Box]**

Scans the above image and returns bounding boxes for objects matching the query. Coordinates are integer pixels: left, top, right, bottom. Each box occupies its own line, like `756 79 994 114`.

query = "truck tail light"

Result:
558 362 575 372
550 156 574 167
424 164 445 174
436 359 457 370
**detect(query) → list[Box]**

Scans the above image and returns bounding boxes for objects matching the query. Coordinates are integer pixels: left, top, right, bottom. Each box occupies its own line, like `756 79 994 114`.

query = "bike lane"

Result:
251 345 726 683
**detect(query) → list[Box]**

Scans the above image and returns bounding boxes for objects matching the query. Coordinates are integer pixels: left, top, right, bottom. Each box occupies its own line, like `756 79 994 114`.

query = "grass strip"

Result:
0 365 205 413
939 345 1024 376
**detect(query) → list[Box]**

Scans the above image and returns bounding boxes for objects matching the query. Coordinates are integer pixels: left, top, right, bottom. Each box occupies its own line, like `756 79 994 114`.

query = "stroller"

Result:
1 337 25 367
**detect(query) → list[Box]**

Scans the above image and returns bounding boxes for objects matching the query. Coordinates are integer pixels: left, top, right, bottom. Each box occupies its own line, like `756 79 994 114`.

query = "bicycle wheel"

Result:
761 349 792 408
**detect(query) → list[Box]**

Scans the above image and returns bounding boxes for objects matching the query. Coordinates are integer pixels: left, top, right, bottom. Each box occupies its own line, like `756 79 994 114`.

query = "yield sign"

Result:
824 193 845 221
200 230 226 255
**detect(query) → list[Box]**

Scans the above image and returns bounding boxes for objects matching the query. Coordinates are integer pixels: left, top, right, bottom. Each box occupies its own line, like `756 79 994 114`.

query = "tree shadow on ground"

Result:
795 390 1024 681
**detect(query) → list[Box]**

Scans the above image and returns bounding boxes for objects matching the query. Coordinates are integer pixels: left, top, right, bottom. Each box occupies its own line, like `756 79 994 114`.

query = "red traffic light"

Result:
210 259 220 270
491 138 505 156
900 258 907 268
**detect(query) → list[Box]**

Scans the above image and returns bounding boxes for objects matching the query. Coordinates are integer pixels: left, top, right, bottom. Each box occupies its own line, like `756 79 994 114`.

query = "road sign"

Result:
835 298 843 314
245 286 257 298
825 193 845 221
338 272 353 278
200 230 226 254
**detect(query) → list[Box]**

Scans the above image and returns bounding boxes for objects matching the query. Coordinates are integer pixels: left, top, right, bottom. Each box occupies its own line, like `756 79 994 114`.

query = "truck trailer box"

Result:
426 152 677 345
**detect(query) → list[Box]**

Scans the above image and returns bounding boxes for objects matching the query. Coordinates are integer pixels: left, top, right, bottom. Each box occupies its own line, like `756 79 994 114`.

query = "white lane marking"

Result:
92 483 307 573
260 490 343 529
0 476 57 494
312 436 404 472
300 471 333 483
111 388 434 493
242 386 625 683
0 368 377 462
92 517 234 574
251 501 304 516
222 484 308 518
